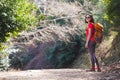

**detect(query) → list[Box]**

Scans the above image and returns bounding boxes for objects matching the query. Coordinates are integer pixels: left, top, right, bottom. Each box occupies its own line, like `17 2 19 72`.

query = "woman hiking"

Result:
85 14 101 72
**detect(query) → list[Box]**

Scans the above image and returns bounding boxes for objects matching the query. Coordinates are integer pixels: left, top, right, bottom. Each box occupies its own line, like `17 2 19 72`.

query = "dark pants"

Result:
88 41 99 67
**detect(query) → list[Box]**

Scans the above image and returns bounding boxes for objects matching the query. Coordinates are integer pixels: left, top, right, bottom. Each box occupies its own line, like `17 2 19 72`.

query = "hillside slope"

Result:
71 27 120 67
2 1 119 71
6 2 86 70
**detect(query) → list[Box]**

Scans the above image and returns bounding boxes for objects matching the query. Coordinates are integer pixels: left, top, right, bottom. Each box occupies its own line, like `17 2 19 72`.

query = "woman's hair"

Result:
85 14 94 23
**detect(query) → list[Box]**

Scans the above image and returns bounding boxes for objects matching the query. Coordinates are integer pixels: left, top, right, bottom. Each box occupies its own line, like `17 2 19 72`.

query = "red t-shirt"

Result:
86 23 95 41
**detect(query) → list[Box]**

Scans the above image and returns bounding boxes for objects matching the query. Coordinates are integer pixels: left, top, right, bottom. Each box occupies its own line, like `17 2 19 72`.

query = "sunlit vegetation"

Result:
0 0 119 70
0 0 39 70
0 0 38 43
103 0 120 27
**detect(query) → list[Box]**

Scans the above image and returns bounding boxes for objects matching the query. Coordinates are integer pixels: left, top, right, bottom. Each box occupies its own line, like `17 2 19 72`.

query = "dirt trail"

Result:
0 69 120 80
0 69 106 80
0 62 120 80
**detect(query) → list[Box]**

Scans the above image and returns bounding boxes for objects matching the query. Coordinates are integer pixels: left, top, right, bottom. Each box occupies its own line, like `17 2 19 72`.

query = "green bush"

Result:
56 19 66 26
1 46 35 70
45 33 85 68
9 53 35 69
0 0 39 70
104 0 120 26
0 0 38 42
0 57 10 71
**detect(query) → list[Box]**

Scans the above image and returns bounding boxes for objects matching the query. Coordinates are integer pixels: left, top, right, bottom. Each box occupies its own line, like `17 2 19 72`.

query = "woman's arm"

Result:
85 28 92 48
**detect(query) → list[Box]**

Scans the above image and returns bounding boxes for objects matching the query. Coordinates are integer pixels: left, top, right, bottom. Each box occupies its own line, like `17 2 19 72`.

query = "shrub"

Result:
1 46 35 70
45 33 85 68
104 0 120 26
0 0 38 42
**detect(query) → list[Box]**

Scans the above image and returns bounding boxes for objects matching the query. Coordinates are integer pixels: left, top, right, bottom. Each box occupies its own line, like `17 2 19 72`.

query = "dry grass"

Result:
11 2 87 46
96 30 120 64
3 1 105 69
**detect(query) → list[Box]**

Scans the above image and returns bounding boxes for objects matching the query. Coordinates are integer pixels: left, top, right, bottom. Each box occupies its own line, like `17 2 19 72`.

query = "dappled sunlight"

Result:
0 0 120 80
0 69 103 80
96 30 119 63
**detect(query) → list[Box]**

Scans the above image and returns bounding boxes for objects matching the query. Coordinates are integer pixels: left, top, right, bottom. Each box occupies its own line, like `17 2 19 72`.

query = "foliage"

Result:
103 0 120 26
9 53 35 69
1 46 35 70
46 32 85 68
91 0 112 35
0 0 113 70
0 0 38 42
77 0 84 5
0 56 9 71
47 16 56 20
56 19 66 26
0 0 39 69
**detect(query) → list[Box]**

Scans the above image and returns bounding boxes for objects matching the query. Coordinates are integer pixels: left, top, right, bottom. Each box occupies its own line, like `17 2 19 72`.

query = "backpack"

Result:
94 23 103 44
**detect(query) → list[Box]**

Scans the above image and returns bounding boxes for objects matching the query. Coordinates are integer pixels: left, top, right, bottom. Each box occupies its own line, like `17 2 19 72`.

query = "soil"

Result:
0 62 119 80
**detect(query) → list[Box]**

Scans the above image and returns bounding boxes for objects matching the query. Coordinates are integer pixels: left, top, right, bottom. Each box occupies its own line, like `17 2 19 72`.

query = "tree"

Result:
104 0 120 27
0 0 38 42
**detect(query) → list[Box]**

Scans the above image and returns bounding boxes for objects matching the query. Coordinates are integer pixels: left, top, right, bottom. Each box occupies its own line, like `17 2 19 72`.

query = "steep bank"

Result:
71 27 120 68
96 28 120 65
